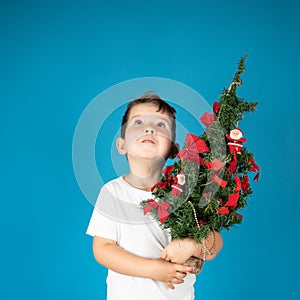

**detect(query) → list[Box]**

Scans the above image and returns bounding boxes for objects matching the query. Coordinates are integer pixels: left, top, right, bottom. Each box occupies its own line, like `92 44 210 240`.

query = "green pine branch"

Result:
218 54 258 133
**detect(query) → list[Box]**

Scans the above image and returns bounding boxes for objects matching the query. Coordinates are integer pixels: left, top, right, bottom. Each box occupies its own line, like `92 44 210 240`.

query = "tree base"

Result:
184 256 204 274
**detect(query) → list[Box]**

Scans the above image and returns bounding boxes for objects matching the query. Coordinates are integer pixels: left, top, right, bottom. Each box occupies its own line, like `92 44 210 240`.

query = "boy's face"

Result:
117 103 173 162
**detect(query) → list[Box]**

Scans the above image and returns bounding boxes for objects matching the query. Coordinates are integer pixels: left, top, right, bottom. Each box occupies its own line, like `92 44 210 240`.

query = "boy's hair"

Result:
121 92 178 158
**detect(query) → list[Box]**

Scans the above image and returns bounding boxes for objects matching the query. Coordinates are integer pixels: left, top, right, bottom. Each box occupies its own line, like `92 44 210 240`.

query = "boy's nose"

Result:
144 127 155 134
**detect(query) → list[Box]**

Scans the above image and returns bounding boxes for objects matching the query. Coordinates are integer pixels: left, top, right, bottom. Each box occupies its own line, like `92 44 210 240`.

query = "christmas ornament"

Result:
226 127 247 154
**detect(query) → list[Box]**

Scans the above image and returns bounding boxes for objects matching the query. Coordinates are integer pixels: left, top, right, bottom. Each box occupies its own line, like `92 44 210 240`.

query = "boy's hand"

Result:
153 258 193 290
161 232 223 264
160 239 197 264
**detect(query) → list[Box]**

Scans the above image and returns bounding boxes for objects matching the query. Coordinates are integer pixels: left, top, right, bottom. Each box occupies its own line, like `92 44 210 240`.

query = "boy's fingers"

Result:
172 278 184 284
176 264 194 273
166 282 175 289
175 271 187 279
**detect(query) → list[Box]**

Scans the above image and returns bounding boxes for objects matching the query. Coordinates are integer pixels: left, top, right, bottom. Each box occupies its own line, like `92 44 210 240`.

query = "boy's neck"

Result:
124 158 164 192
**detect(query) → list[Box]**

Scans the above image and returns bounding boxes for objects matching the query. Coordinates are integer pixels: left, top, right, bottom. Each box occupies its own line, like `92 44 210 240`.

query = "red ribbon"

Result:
217 207 229 214
234 174 242 193
143 199 170 223
226 152 237 177
249 158 260 181
224 193 240 208
211 174 228 188
203 158 225 171
235 212 243 219
241 175 250 192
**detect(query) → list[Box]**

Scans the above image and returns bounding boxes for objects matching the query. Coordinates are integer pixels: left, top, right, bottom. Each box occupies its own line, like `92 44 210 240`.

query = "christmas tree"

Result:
141 55 260 271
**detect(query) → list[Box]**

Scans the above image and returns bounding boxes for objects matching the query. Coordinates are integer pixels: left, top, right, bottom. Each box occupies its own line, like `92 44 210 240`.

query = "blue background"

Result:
1 0 299 299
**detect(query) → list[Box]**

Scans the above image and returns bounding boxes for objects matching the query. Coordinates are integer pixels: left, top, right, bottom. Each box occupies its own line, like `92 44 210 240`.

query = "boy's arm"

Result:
92 236 194 289
160 231 223 264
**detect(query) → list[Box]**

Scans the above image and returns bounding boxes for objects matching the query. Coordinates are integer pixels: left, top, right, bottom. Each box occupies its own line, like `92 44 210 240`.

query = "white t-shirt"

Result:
86 176 196 300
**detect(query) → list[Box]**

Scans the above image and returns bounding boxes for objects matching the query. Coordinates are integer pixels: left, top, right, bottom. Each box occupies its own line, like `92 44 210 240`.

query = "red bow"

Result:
177 134 209 164
151 181 168 192
213 102 221 114
143 199 170 223
200 112 215 126
162 165 175 179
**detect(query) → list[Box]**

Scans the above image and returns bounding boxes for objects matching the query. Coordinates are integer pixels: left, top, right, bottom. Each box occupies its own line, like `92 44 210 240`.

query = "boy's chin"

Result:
148 155 166 168
130 153 168 168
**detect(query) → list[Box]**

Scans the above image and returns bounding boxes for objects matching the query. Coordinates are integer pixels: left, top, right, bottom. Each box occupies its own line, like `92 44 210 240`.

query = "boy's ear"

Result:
116 137 127 155
168 142 180 159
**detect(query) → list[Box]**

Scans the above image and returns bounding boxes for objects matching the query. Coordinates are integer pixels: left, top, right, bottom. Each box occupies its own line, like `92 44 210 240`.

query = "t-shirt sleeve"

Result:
86 186 119 242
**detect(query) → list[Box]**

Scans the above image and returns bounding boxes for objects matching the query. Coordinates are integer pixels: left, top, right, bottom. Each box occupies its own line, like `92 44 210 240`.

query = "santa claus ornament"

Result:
226 127 247 154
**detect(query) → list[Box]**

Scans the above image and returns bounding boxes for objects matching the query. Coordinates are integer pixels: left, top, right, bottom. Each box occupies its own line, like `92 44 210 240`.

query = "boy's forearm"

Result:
93 239 159 279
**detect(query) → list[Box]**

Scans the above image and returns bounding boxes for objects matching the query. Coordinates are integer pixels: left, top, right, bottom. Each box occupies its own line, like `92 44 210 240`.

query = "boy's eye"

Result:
133 119 143 125
157 122 166 128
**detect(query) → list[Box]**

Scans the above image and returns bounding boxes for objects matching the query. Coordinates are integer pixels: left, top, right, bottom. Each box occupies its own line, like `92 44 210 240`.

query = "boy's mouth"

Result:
141 136 156 144
142 139 155 144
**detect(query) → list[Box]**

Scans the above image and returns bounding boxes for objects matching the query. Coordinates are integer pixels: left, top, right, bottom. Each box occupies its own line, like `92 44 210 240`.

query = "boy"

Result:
86 93 222 299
